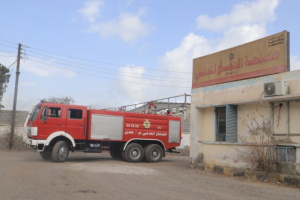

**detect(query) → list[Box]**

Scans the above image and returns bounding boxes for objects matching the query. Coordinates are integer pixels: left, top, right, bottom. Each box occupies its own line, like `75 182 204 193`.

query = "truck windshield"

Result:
29 105 42 120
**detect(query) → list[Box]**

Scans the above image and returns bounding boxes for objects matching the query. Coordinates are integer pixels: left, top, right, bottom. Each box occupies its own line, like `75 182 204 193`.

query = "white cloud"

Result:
126 0 135 6
161 0 279 73
114 65 149 101
88 9 151 42
196 0 279 51
160 33 213 73
112 34 211 102
216 24 266 51
21 58 76 78
78 0 103 22
111 63 193 104
78 1 152 42
291 55 300 71
197 0 278 31
157 0 279 97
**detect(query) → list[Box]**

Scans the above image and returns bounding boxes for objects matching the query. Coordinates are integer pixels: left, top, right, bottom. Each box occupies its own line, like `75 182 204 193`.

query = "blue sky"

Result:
0 0 300 111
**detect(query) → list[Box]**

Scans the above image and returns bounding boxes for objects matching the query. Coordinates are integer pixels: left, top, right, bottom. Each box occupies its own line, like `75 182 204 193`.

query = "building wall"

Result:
177 113 191 149
190 70 300 173
0 110 28 126
0 110 29 151
192 103 270 168
273 101 300 144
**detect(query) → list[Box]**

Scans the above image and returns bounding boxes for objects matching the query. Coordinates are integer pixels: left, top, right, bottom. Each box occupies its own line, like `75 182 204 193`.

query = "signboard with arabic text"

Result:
192 30 290 88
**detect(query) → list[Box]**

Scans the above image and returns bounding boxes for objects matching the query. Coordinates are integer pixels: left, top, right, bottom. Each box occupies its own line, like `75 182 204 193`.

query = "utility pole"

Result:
184 93 187 120
9 43 22 151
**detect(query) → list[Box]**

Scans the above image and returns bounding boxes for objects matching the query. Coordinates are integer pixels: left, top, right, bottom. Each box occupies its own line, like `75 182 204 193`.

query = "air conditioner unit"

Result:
264 80 288 97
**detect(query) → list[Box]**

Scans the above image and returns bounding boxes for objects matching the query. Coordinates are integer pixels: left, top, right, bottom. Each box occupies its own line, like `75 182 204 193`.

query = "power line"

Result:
0 54 17 58
0 37 192 74
26 49 191 80
0 38 18 45
9 67 15 76
28 58 191 88
7 59 18 69
26 54 192 83
24 46 192 74
0 43 18 49
27 58 191 88
0 49 18 54
0 58 17 76
0 38 193 86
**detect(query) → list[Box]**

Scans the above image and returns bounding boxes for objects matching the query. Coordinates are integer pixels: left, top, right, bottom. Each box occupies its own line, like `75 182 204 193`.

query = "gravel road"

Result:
0 151 299 200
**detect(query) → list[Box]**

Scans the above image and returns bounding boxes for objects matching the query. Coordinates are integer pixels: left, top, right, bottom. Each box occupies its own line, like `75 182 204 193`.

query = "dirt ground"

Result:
0 151 299 200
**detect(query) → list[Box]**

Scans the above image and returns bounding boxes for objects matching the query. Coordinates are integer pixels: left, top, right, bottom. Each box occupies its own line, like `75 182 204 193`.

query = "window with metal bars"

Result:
268 146 296 163
215 105 237 142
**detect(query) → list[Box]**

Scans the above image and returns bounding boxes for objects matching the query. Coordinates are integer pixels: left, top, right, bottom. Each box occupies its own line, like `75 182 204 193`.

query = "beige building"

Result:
190 69 300 174
190 31 300 174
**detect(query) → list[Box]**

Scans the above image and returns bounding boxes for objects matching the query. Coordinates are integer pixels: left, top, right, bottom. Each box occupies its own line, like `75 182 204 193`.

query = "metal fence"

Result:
88 93 191 113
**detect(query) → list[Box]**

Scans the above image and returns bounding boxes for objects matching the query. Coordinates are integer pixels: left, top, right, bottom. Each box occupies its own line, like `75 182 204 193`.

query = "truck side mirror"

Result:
41 115 47 123
40 107 48 123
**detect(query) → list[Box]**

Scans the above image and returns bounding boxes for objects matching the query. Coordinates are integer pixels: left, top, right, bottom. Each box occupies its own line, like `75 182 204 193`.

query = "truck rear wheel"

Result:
144 144 163 162
124 143 144 163
52 141 69 162
121 150 127 161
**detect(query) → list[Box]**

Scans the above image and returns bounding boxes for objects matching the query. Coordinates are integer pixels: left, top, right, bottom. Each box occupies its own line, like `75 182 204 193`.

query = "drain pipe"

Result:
193 107 197 164
271 102 274 143
286 101 290 142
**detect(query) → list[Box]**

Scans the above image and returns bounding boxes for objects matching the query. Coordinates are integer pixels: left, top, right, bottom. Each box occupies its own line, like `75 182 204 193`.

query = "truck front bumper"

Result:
24 137 46 151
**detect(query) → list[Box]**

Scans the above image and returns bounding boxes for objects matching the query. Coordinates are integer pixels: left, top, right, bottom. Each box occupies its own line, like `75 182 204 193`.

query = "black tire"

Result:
52 141 69 162
121 150 127 161
144 144 163 162
124 143 144 163
39 150 51 161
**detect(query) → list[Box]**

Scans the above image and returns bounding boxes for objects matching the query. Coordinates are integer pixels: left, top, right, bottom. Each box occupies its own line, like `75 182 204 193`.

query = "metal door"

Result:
38 106 65 139
65 108 87 140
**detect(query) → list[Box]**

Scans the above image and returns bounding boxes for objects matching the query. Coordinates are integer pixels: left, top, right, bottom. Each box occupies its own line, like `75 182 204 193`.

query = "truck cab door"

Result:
65 108 87 140
38 106 65 140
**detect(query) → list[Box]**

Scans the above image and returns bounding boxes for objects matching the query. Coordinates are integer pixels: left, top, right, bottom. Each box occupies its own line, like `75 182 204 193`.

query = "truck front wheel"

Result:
39 150 51 161
124 143 144 163
52 141 69 162
144 144 163 162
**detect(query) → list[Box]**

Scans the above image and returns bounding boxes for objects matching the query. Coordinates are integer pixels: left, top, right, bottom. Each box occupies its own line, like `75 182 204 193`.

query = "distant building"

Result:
129 102 190 116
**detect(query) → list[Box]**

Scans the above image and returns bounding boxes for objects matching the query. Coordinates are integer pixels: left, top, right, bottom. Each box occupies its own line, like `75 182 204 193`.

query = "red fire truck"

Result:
24 102 181 163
